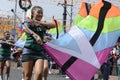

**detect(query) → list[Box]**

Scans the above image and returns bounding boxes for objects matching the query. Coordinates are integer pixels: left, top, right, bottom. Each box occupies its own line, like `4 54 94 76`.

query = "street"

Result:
7 67 71 80
3 61 118 80
7 67 118 80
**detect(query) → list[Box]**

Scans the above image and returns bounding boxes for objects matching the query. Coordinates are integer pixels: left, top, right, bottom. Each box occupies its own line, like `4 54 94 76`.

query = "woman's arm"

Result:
0 40 14 46
39 21 56 28
22 25 42 45
31 20 56 28
0 41 6 44
27 18 56 28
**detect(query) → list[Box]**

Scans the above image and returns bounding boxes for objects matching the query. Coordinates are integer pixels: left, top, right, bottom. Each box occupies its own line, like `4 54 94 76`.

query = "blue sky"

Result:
0 0 80 25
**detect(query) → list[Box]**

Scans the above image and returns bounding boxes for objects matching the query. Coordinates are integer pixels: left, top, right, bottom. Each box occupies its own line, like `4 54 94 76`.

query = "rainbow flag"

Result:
14 32 26 48
16 22 24 34
42 0 120 80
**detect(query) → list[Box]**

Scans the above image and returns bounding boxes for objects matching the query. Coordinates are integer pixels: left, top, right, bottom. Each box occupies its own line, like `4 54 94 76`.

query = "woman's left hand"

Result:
44 36 52 42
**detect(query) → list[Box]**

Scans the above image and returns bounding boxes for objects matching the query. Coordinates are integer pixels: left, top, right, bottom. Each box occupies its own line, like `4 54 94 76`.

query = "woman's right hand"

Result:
33 34 42 45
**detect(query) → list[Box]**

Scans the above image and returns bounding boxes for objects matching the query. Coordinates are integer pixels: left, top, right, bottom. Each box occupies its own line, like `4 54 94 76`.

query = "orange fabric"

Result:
90 0 120 18
90 0 103 18
106 4 120 18
78 2 88 17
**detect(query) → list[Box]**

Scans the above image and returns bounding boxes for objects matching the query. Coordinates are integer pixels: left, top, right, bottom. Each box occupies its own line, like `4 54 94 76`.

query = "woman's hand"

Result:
33 34 42 45
0 40 14 46
7 40 14 43
44 36 52 42
6 40 14 45
0 40 6 44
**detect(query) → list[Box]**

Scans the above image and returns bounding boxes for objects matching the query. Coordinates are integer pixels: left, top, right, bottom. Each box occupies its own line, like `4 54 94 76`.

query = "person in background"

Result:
0 31 14 80
12 48 24 80
100 58 111 80
48 57 53 74
10 45 17 61
116 37 120 80
22 6 56 80
112 37 120 80
12 48 23 68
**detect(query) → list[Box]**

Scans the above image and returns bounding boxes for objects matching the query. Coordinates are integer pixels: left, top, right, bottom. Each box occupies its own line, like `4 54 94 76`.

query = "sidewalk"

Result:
109 76 118 80
94 74 118 80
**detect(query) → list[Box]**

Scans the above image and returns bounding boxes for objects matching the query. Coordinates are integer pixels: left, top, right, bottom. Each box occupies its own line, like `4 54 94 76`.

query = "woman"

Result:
0 31 14 80
22 6 55 80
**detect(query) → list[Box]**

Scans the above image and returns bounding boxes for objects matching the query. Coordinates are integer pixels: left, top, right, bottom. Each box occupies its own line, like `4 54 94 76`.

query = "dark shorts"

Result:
0 54 11 61
22 54 44 62
22 48 46 62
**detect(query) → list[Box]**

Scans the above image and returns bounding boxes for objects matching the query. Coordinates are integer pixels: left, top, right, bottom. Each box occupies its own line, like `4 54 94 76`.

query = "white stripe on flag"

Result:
47 26 100 68
68 25 100 68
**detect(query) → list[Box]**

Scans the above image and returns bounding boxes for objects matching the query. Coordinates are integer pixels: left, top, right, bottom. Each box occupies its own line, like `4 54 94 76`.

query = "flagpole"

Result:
11 0 17 41
70 0 73 27
63 0 67 33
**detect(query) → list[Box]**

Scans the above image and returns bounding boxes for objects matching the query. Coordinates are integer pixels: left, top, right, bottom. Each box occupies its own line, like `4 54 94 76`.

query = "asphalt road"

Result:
7 67 71 80
4 61 118 80
7 67 118 80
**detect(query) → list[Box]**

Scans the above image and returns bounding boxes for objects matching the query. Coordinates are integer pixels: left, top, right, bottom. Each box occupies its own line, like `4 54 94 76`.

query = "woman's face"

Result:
4 32 10 39
32 8 43 21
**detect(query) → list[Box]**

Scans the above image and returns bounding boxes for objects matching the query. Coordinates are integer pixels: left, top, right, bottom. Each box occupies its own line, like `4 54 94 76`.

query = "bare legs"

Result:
0 60 11 80
5 60 11 80
22 59 44 80
34 59 44 80
22 61 34 80
42 60 49 80
0 61 4 80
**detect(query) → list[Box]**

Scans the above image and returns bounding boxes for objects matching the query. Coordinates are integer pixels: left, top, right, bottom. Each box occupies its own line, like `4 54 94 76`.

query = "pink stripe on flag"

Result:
42 44 71 67
96 47 113 65
66 59 98 80
42 44 99 80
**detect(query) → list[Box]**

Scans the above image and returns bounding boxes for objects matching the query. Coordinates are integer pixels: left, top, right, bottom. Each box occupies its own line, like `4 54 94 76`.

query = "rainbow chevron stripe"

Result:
43 1 120 80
